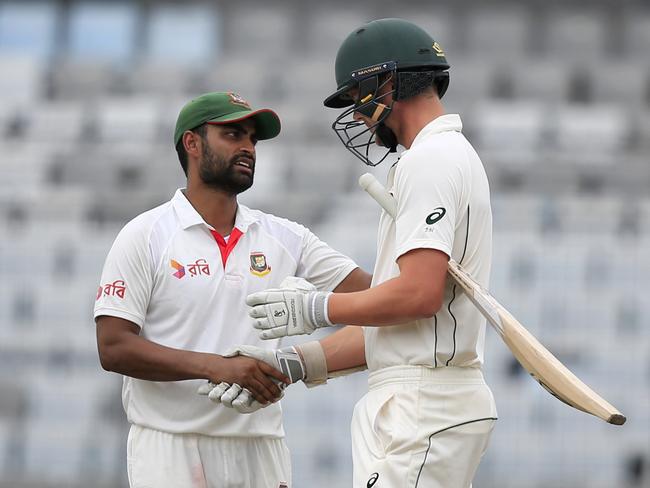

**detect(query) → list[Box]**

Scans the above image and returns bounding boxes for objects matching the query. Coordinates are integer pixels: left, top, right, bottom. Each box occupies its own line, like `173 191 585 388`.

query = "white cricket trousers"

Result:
351 365 497 488
127 424 291 488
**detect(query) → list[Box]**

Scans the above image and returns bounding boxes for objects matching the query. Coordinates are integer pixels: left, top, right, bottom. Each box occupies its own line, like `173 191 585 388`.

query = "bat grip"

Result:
358 173 397 217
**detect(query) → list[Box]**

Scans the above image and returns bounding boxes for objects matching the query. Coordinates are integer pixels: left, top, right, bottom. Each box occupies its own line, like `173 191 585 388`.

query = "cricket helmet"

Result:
324 18 450 166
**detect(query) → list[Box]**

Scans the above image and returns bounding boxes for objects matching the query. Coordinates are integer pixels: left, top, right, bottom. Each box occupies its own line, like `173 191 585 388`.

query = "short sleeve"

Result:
295 230 358 292
394 145 466 260
93 221 154 327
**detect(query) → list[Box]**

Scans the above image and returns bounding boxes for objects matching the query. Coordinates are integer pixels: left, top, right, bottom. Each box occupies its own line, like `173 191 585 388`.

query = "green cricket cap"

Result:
174 92 281 145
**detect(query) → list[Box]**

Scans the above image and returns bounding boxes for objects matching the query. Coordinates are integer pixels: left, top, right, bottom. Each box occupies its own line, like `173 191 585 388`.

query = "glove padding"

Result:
197 345 305 414
246 277 333 340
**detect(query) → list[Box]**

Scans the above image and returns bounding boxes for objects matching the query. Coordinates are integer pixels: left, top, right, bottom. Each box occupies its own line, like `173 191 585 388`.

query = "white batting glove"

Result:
198 381 265 414
246 277 334 340
198 345 306 414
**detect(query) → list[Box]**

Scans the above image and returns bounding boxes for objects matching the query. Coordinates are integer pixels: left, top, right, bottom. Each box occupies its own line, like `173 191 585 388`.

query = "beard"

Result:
198 143 254 194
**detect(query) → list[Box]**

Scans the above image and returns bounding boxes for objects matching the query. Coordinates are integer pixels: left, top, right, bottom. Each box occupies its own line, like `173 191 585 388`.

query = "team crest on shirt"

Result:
250 252 271 277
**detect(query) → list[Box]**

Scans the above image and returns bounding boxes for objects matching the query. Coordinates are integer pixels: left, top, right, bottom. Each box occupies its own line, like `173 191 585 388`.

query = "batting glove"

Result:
198 345 306 414
246 276 334 340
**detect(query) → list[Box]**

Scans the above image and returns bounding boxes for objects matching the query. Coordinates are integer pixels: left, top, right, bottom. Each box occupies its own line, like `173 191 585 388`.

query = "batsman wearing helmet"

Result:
216 18 497 487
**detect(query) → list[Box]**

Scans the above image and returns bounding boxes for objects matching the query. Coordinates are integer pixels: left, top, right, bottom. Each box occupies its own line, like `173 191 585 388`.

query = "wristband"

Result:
309 291 334 328
296 341 328 388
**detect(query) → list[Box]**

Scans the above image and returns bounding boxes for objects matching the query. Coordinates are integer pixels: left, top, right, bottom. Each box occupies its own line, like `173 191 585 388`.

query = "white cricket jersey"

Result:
366 114 492 371
94 189 357 437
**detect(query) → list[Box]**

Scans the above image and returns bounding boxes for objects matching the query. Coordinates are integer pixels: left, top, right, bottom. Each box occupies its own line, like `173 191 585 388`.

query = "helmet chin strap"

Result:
368 102 398 153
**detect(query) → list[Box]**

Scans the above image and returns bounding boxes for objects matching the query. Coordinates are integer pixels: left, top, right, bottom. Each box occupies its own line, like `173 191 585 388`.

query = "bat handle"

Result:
359 173 397 218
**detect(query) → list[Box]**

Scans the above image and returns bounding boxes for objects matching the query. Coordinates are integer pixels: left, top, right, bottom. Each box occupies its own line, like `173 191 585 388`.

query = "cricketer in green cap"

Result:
174 91 281 147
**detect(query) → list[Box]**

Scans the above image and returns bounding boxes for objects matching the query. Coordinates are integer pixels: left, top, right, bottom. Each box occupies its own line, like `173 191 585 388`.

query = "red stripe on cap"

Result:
210 228 244 267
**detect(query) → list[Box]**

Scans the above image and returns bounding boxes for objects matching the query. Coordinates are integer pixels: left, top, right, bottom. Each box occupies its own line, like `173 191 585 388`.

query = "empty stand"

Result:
0 2 648 488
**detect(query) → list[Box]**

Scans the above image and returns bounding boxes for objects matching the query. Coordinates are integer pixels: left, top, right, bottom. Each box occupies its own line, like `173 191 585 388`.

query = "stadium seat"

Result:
222 6 292 61
442 56 496 114
464 6 531 60
68 2 137 64
0 142 53 193
94 96 160 143
0 2 58 60
588 62 650 109
50 59 117 100
301 9 371 56
622 9 650 61
0 55 42 104
130 62 196 97
471 100 545 162
561 195 622 235
22 100 87 144
203 58 270 106
511 58 573 103
544 8 608 62
146 4 219 65
552 103 628 159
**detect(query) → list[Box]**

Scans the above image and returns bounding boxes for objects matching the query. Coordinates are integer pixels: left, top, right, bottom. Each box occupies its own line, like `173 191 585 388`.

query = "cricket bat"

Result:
359 172 626 425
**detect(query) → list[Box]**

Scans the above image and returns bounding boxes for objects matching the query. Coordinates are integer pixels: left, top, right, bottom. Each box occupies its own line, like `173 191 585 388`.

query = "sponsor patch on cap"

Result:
228 92 251 108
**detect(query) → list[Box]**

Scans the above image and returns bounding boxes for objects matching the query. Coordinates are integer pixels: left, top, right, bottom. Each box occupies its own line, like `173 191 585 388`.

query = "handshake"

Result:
198 344 310 413
198 277 335 413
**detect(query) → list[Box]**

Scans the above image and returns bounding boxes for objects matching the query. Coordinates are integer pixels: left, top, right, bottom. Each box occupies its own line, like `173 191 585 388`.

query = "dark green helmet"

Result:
324 18 450 108
324 19 450 167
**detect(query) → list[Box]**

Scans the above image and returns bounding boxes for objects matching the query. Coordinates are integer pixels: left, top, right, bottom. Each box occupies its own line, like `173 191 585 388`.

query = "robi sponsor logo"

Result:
170 259 185 279
97 280 126 300
170 258 211 279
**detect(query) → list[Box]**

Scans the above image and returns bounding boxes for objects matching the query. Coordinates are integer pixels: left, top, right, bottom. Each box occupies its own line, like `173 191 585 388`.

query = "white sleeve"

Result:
295 230 359 292
394 146 466 260
93 221 154 328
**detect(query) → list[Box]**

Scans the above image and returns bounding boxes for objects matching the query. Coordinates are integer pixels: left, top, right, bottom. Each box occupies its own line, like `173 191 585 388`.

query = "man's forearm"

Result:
99 331 217 381
328 275 442 326
319 326 366 373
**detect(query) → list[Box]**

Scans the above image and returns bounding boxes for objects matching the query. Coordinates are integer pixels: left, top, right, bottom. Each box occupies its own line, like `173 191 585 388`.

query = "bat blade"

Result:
447 260 626 425
360 172 626 425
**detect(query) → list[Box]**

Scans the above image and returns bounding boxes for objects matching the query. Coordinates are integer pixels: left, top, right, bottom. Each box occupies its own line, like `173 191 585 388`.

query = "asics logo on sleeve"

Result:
367 472 379 487
425 207 446 225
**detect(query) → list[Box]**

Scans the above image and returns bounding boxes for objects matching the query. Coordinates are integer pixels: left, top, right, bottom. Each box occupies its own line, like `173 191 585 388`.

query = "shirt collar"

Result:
171 189 259 232
406 114 463 151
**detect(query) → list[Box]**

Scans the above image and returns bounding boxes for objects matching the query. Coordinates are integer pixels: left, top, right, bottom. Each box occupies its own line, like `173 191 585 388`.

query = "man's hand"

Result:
205 355 290 405
198 345 306 413
246 277 334 339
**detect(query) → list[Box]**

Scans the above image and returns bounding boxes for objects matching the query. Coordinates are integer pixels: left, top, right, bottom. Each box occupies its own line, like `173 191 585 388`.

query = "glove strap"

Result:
275 347 306 383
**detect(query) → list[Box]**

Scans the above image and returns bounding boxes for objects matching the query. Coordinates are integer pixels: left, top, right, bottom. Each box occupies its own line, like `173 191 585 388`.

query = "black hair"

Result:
175 124 208 176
